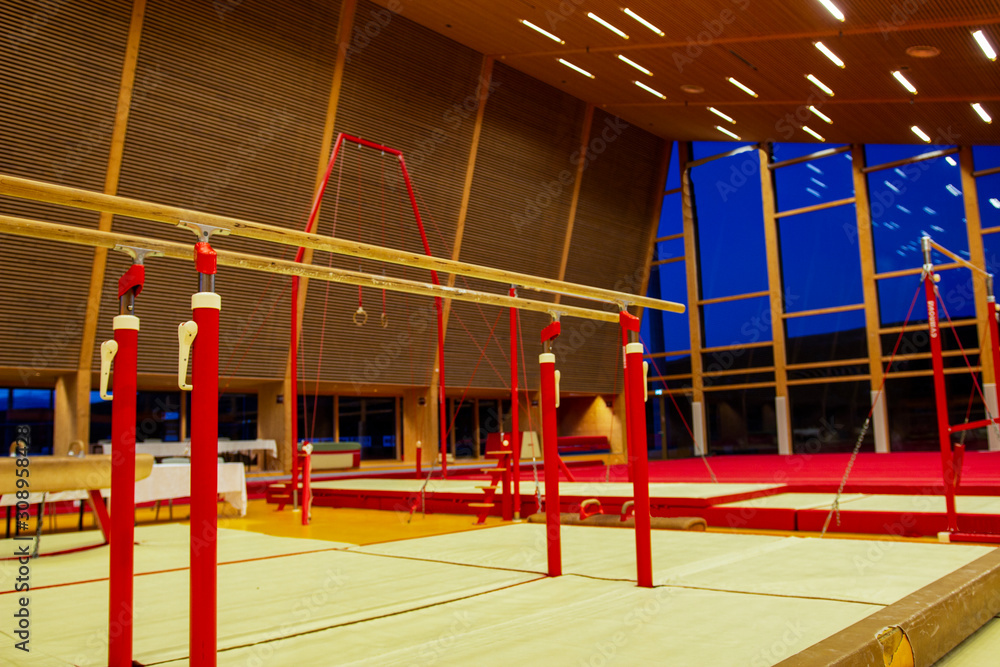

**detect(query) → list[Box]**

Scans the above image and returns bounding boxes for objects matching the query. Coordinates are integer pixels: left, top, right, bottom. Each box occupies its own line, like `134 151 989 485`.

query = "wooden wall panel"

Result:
446 63 587 391
93 0 341 381
560 109 666 394
298 0 483 390
0 0 131 374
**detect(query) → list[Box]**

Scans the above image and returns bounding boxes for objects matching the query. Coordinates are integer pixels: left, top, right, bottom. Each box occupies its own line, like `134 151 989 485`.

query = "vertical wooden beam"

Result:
282 0 358 473
70 0 148 455
959 145 998 450
552 104 595 305
758 146 791 455
851 144 890 453
440 55 495 331
679 142 707 455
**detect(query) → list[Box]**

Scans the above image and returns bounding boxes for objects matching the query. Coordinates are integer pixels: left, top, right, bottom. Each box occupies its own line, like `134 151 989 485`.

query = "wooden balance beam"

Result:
1 454 154 546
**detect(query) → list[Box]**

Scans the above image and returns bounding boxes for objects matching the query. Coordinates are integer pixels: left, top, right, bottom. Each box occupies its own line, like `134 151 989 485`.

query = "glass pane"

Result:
774 150 854 213
656 192 683 237
978 172 1000 232
974 145 1000 172
478 399 502 456
302 395 335 441
789 380 874 454
135 392 183 443
657 260 690 354
868 156 967 274
12 389 52 410
665 141 681 191
706 387 777 455
887 374 989 451
877 271 976 326
0 390 8 412
218 393 256 442
786 309 867 341
450 400 475 459
702 296 773 348
363 397 397 460
691 149 768 299
780 206 863 312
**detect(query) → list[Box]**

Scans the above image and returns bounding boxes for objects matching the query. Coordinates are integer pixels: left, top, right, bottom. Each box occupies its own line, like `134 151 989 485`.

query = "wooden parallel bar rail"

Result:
0 215 624 323
927 239 992 279
0 174 684 314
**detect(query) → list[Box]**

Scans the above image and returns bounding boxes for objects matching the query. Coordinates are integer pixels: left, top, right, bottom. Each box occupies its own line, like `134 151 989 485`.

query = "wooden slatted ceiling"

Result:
559 109 666 394
444 63 587 391
369 0 1000 145
298 0 482 389
94 0 340 380
0 0 131 374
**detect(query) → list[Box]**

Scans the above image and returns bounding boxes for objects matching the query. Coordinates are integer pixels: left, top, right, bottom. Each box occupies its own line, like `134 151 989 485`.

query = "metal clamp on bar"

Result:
177 321 198 391
99 340 118 400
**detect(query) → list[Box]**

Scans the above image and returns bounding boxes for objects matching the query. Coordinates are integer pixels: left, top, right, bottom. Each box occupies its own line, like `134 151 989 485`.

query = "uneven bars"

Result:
0 174 685 314
0 214 623 323
926 237 993 281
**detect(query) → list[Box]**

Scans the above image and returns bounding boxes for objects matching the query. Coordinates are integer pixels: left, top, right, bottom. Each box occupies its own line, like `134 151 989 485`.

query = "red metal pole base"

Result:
624 341 653 588
190 292 220 665
540 351 561 577
301 445 312 526
109 315 138 667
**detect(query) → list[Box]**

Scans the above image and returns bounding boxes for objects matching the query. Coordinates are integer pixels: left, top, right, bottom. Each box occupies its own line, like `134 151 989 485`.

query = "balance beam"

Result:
0 454 154 544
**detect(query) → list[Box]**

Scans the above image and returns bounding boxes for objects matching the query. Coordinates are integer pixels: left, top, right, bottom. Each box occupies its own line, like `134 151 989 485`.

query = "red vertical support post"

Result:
620 310 653 588
508 286 520 521
106 259 145 667
620 324 634 483
923 237 958 533
988 276 1000 394
187 237 220 665
289 275 300 508
539 318 562 577
301 443 312 526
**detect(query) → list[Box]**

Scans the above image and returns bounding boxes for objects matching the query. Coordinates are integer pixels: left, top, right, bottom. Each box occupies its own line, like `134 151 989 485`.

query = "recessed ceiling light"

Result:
519 19 564 44
816 0 845 22
623 8 664 37
972 103 993 123
911 125 931 142
617 54 652 76
558 58 595 78
680 84 705 94
808 105 833 124
814 42 845 67
802 126 826 141
716 125 741 140
634 80 666 99
708 107 736 124
805 74 834 96
906 45 940 58
973 30 997 61
892 70 918 94
588 12 629 39
727 77 757 98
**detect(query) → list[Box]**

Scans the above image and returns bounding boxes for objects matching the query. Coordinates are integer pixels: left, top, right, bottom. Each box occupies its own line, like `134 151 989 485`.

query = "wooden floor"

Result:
0 500 996 665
